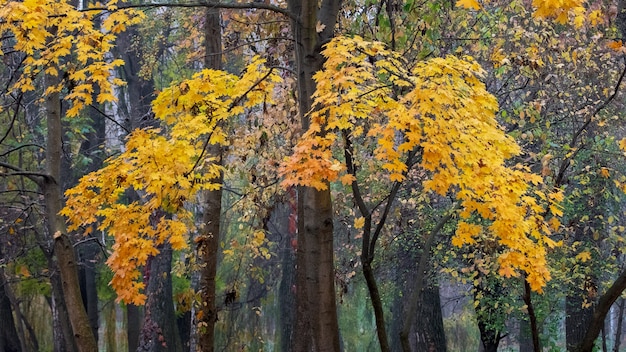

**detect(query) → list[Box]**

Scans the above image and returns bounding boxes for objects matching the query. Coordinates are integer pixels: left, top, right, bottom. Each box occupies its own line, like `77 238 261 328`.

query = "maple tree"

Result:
0 0 143 350
6 0 626 350
449 1 626 350
63 57 280 303
282 34 560 292
279 33 564 350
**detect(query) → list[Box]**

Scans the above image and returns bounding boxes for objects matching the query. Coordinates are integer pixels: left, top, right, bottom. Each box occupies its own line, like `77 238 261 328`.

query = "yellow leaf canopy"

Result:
281 36 561 292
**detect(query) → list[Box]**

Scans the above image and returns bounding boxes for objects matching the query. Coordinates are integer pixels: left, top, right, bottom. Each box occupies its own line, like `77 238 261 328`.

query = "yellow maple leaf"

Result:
340 173 356 186
354 217 365 229
608 41 624 52
576 251 591 263
599 167 610 178
456 0 481 10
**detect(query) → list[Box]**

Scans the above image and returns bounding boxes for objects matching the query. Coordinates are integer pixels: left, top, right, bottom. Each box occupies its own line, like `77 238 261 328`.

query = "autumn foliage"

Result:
280 36 562 292
0 0 143 116
62 58 280 303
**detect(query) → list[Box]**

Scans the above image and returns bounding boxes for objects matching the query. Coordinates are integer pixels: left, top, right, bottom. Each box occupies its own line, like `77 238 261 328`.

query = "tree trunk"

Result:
518 318 534 352
613 297 624 352
401 212 453 352
76 100 106 345
287 1 342 351
195 8 223 352
413 282 447 351
127 304 143 352
138 243 183 352
567 278 595 351
78 243 100 344
577 268 626 352
276 196 297 351
44 71 98 352
0 267 23 352
48 264 76 352
522 280 541 352
475 282 503 352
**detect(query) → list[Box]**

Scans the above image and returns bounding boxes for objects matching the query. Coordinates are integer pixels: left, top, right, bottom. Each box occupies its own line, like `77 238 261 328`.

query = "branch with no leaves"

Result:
83 1 293 20
0 161 48 185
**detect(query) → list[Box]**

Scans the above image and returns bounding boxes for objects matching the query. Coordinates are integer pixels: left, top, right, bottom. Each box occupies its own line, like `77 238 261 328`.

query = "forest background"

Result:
1 0 626 352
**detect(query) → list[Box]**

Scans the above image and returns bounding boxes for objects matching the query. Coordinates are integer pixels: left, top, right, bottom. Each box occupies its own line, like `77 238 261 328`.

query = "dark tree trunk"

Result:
177 310 192 352
519 317 535 352
76 102 106 344
275 196 297 351
114 26 157 131
127 304 143 352
577 268 626 352
477 318 501 352
394 272 447 352
113 18 164 350
401 213 453 352
48 265 76 352
566 279 595 351
138 244 183 352
287 1 342 350
474 278 504 352
522 280 541 352
413 282 447 351
78 243 100 343
0 268 22 352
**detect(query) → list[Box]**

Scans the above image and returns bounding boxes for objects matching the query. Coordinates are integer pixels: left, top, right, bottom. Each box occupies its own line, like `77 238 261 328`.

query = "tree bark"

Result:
522 280 541 352
567 278 595 351
287 1 342 351
127 304 143 352
0 267 23 352
401 212 453 352
76 93 107 345
195 7 223 352
138 244 183 352
277 197 297 351
48 261 77 352
44 71 98 352
576 268 626 352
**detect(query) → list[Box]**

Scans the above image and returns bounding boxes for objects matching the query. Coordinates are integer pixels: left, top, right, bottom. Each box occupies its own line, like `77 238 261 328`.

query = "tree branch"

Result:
83 1 293 20
0 162 47 185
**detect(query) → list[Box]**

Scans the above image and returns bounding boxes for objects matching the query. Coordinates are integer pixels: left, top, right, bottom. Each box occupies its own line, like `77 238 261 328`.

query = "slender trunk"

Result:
278 196 297 351
613 298 624 352
401 213 453 352
477 318 500 352
475 280 503 352
78 241 100 344
416 283 447 351
195 8 223 352
44 71 98 352
288 1 342 351
523 280 541 352
578 268 626 352
362 259 390 351
75 77 107 344
177 310 191 352
48 267 75 352
390 251 446 352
